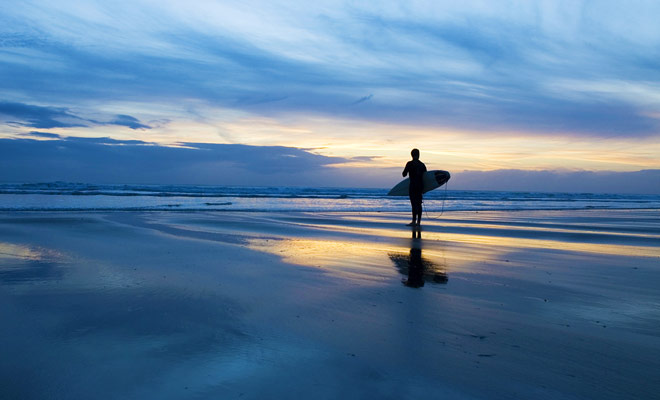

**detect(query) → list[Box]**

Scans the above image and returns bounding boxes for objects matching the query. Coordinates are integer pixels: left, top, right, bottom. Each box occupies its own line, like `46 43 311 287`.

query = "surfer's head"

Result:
411 148 420 160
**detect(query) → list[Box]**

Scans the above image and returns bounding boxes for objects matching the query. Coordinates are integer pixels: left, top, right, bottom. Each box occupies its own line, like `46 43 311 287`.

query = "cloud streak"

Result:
26 131 61 139
107 115 151 130
352 94 373 105
0 101 151 130
0 101 87 128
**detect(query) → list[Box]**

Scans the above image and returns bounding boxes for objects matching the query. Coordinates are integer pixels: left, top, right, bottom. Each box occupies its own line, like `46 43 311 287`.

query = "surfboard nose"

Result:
434 170 450 185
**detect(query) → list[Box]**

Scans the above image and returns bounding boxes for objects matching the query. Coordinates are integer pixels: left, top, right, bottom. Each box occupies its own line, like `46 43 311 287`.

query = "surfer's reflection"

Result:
389 227 448 288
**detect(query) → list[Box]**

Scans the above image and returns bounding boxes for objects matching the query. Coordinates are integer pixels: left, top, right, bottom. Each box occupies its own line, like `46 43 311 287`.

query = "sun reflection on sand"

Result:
247 230 465 284
0 242 62 261
417 231 660 258
247 237 405 281
0 242 70 286
243 211 660 284
306 214 660 258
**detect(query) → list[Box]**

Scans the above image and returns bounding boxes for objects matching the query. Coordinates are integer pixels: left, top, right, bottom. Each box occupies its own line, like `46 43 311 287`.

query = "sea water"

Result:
1 182 659 212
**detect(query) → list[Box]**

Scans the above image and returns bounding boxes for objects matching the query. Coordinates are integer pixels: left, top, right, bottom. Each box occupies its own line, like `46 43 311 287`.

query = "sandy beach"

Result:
1 209 659 399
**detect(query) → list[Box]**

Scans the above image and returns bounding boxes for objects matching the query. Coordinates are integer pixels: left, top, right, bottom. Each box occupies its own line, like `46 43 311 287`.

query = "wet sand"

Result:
1 210 659 399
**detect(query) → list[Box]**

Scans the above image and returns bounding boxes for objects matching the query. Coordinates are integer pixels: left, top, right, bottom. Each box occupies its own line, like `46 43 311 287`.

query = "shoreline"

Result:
2 205 660 212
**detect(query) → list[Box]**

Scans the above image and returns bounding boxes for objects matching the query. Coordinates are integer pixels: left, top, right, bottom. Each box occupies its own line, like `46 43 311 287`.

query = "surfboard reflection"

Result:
388 228 448 288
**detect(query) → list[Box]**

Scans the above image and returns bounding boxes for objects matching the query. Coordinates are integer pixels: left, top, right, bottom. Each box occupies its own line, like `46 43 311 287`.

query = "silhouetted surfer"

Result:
402 148 427 226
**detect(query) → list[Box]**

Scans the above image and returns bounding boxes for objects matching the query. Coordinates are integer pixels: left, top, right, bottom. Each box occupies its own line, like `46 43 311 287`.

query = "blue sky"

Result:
1 1 659 192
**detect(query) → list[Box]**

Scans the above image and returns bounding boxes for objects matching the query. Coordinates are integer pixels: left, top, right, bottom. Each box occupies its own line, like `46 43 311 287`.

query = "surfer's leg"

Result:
408 195 417 225
410 192 422 225
414 201 422 225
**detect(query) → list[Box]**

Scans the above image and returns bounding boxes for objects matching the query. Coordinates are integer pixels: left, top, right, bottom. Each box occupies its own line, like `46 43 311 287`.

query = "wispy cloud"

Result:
352 94 373 105
1 1 659 138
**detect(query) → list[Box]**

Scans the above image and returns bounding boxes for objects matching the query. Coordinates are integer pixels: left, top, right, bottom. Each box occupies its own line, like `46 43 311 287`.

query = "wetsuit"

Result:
403 159 427 222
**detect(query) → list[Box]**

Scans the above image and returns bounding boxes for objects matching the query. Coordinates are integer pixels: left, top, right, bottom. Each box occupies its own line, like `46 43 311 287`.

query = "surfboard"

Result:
387 170 450 196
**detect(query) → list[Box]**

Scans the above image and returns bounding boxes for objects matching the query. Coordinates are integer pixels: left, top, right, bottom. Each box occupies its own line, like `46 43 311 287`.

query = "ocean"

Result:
1 182 659 212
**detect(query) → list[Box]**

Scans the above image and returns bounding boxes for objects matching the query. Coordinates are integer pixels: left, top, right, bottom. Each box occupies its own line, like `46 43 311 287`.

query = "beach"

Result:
1 209 659 399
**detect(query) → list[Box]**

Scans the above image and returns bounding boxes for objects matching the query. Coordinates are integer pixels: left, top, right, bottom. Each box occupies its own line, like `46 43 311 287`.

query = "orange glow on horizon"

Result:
6 106 660 173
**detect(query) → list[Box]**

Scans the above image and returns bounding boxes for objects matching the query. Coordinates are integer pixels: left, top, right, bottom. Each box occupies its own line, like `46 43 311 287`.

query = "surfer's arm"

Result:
402 162 410 177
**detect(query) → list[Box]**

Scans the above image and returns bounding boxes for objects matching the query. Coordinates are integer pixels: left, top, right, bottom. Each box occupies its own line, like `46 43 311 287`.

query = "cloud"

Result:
1 1 660 138
347 156 379 162
0 101 88 128
0 101 152 130
108 115 151 130
65 136 154 145
352 94 373 105
450 169 660 195
1 136 657 193
26 131 61 139
0 136 350 186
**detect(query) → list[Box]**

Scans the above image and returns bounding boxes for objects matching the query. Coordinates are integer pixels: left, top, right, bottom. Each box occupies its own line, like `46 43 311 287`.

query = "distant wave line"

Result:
0 190 656 203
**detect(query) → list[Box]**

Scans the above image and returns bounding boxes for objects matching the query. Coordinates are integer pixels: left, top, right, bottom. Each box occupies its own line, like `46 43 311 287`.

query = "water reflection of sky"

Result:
2 211 659 399
0 242 67 285
247 229 453 286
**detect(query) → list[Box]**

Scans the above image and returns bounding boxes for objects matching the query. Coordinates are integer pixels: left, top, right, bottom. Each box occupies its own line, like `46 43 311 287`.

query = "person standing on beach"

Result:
402 148 427 226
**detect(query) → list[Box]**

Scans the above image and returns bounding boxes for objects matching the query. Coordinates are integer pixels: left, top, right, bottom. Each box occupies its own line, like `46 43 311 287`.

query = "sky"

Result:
1 0 659 192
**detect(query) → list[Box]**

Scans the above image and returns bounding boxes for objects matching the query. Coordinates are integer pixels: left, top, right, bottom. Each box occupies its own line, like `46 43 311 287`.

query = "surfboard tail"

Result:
387 185 408 196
